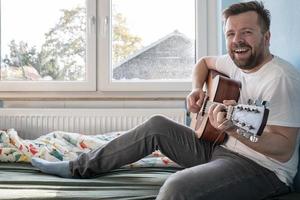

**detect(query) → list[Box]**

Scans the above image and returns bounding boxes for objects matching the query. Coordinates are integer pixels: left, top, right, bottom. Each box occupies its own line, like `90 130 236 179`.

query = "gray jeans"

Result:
70 115 290 200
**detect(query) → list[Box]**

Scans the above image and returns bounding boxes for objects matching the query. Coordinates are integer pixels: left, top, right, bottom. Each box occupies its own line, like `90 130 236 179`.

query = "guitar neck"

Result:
200 100 235 123
200 99 225 115
199 98 269 139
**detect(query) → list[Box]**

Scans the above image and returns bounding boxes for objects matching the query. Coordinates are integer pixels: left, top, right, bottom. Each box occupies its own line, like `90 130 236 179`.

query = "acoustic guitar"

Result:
191 70 269 144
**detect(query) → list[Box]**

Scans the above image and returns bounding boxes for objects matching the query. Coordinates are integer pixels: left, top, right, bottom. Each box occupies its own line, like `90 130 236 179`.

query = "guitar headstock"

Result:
227 101 269 142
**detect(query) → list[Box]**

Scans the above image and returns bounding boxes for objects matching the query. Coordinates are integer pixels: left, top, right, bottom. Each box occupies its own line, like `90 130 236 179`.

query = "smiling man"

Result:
188 1 300 198
32 1 300 200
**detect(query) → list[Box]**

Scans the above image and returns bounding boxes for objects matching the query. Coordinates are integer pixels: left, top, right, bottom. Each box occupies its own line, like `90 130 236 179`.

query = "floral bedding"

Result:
0 129 180 168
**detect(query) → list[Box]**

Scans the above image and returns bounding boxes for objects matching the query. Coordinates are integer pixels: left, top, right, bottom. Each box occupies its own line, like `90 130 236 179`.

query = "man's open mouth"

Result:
233 48 250 54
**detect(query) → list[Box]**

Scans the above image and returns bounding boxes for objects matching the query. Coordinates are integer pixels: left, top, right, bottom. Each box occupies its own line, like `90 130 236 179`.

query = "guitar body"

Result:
193 70 241 144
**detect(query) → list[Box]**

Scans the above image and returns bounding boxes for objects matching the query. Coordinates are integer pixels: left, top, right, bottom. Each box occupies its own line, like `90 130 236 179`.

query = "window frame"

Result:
0 0 96 91
0 0 220 94
98 0 219 92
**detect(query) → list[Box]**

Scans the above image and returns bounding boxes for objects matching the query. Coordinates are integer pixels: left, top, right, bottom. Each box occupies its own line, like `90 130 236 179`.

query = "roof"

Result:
113 30 195 80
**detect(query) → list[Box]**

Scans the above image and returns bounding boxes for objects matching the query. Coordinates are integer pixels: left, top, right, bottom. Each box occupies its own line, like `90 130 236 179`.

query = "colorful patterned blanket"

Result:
0 129 180 168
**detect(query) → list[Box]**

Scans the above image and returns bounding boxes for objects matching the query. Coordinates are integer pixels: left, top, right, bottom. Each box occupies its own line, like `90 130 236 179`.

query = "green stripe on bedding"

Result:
0 163 178 200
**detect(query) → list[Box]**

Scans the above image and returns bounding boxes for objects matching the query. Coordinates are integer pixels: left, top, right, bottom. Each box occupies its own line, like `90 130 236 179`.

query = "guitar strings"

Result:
212 129 226 148
212 117 233 148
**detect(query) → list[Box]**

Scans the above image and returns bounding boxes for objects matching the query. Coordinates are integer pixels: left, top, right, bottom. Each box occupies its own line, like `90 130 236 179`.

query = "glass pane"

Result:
112 0 195 81
0 0 86 81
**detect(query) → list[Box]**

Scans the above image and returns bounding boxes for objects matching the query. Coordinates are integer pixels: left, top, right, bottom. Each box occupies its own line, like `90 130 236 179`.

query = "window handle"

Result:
88 15 96 35
100 16 109 38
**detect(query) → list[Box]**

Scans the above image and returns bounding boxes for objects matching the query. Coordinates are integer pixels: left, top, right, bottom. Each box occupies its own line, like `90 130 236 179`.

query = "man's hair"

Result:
222 1 271 33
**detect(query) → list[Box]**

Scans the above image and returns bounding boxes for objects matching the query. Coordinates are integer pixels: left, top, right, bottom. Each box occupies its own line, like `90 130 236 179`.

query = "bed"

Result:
0 129 182 200
0 163 178 200
0 129 299 200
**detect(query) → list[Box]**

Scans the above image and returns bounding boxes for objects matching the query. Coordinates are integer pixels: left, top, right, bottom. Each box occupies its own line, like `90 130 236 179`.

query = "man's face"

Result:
224 11 270 70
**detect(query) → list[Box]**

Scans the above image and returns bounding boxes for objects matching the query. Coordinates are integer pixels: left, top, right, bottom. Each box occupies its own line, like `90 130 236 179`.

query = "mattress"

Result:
0 163 178 200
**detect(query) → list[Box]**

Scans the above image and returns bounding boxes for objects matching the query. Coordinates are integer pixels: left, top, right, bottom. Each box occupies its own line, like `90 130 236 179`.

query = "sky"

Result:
1 0 195 55
113 0 195 46
1 0 83 55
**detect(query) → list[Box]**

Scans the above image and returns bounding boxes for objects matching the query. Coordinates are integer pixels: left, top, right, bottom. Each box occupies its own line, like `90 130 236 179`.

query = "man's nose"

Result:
232 32 244 43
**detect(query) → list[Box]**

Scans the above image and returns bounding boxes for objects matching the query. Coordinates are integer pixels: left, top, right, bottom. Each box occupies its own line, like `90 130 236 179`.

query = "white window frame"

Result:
98 0 220 92
0 0 220 94
0 0 96 91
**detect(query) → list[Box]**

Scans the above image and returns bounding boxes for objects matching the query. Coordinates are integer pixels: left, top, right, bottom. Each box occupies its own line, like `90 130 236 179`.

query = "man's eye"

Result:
243 31 252 35
226 33 234 38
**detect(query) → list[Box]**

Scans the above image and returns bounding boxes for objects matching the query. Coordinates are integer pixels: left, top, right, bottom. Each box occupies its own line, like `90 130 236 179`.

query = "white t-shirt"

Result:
216 54 300 186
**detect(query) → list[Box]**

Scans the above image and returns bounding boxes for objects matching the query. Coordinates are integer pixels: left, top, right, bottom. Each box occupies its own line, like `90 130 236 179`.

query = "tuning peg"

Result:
261 101 269 107
247 125 254 130
250 135 258 143
236 106 243 110
247 99 253 105
245 107 251 112
251 108 259 113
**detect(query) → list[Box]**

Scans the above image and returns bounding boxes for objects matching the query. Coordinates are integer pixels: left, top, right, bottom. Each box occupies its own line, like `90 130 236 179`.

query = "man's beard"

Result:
229 43 264 70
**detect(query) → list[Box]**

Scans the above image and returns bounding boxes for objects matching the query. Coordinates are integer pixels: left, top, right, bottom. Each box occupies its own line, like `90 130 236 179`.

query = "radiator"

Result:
0 108 186 139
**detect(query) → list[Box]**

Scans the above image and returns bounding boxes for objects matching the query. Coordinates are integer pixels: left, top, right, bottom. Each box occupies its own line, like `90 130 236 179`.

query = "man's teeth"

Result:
234 48 248 53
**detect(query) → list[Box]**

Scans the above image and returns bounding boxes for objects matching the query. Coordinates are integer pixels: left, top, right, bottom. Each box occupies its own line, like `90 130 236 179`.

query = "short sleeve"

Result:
215 54 238 78
263 76 300 127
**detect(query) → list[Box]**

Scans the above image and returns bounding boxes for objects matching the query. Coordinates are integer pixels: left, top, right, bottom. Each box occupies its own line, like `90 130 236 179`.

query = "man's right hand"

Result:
186 88 206 113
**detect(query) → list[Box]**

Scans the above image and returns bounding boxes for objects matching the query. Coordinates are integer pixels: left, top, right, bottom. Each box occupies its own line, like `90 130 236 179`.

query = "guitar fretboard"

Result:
201 100 225 114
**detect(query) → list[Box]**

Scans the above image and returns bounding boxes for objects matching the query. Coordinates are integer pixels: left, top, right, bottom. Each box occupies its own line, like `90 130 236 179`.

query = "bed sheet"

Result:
0 162 178 200
0 129 180 168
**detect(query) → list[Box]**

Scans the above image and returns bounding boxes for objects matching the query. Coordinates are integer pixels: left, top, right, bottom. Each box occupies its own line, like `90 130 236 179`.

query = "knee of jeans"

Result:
147 114 170 128
157 173 189 199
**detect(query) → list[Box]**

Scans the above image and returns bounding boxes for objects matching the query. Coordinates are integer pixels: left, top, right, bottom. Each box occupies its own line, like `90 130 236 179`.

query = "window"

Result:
112 0 195 81
99 0 198 91
0 0 96 91
0 0 216 93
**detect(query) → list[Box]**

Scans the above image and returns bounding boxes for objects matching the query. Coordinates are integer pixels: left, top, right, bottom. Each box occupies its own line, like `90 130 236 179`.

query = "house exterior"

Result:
113 30 195 80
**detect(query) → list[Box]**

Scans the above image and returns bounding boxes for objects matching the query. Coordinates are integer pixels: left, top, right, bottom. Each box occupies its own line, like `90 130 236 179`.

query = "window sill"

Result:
0 91 189 101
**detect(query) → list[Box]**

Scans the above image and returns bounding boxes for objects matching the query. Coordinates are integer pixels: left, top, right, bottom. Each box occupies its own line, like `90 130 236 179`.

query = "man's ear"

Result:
264 30 271 46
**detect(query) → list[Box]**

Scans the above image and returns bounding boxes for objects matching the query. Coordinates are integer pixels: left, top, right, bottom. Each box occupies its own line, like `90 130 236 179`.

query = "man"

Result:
32 1 300 199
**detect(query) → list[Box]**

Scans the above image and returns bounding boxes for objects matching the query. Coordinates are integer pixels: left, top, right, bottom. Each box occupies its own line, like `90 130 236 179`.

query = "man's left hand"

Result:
208 100 236 132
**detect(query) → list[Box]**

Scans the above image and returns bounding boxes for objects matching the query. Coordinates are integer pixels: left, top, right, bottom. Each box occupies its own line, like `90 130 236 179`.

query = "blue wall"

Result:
220 0 300 70
264 0 300 70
